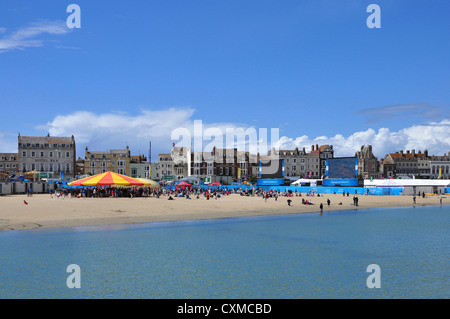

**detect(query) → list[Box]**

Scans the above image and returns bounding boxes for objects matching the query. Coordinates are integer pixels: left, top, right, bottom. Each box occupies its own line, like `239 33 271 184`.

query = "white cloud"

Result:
38 108 252 157
274 119 450 158
0 20 69 53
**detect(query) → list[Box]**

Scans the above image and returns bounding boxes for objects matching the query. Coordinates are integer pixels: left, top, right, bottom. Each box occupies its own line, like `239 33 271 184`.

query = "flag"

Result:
308 172 312 178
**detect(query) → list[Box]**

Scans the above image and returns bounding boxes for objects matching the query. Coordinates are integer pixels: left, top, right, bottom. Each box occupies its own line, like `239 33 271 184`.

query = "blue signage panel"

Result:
323 178 359 187
256 178 285 186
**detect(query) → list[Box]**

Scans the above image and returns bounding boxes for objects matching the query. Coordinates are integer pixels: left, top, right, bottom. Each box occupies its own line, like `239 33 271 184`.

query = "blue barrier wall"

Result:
166 185 404 195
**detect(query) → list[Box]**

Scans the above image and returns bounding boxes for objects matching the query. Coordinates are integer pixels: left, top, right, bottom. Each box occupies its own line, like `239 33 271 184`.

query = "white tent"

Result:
291 179 322 186
364 179 450 187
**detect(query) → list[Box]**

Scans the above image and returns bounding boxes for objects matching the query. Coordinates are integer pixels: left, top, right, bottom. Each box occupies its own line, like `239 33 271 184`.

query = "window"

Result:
66 152 70 158
31 151 36 157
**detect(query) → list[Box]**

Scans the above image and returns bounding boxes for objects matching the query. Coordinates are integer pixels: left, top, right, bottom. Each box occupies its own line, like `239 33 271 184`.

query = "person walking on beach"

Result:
355 196 359 207
440 197 442 206
413 195 416 204
319 203 323 215
327 198 330 206
287 199 292 206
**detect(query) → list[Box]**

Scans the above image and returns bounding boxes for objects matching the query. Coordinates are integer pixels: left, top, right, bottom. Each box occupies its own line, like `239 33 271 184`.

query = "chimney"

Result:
411 149 415 156
311 145 314 151
400 150 403 155
418 150 422 154
369 145 372 152
303 147 306 152
424 150 428 157
361 145 364 151
173 142 175 147
316 144 319 151
406 150 410 154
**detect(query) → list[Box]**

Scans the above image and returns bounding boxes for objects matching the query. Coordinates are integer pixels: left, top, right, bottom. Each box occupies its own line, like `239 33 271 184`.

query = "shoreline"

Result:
0 193 446 232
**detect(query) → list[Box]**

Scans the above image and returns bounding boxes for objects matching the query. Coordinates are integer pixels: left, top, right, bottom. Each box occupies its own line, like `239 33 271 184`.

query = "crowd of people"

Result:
49 184 371 216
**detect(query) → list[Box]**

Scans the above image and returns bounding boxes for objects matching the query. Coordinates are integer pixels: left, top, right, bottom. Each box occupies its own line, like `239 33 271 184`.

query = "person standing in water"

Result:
319 203 323 215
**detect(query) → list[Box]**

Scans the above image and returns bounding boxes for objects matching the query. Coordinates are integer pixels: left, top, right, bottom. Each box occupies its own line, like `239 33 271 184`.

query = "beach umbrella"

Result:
68 171 144 186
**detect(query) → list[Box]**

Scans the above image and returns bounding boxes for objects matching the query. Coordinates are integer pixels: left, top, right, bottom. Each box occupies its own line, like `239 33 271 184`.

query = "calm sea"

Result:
0 205 448 299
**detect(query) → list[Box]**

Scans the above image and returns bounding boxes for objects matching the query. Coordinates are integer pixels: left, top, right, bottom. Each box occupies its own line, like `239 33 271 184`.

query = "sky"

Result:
0 0 449 159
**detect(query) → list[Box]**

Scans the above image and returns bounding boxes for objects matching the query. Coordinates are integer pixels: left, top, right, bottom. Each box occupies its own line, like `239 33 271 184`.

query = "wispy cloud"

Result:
358 103 449 124
0 20 70 53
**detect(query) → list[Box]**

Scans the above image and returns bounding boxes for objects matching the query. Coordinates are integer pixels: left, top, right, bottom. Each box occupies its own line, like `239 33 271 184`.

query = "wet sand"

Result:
0 193 446 231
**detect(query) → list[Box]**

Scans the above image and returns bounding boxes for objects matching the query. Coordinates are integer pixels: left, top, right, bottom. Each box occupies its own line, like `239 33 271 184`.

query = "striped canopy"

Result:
68 171 145 186
135 178 161 188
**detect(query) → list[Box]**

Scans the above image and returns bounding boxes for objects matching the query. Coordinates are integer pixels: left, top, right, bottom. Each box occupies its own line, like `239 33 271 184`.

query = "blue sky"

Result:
0 0 449 158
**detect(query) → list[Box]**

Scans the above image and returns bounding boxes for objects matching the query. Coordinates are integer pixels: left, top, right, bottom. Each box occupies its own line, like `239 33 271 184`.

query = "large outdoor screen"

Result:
259 159 284 179
326 157 358 178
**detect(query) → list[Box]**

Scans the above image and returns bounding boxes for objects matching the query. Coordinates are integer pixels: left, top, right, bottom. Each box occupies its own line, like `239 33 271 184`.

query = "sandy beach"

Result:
0 193 446 231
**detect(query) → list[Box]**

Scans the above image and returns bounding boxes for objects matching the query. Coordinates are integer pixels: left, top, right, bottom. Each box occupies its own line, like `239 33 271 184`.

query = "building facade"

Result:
430 152 450 179
84 146 131 176
0 153 18 175
356 145 380 179
18 134 76 179
382 150 430 178
130 155 150 179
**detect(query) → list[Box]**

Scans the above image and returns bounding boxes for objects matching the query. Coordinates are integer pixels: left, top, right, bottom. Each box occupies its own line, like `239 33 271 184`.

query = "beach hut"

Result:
68 171 145 186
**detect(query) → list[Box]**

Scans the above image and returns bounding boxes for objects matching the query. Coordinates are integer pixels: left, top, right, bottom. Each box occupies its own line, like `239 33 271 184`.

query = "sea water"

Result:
0 205 448 298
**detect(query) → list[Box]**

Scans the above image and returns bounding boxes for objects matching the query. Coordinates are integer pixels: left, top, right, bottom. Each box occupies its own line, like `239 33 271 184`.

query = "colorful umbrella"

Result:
177 181 191 188
68 171 145 186
210 182 221 186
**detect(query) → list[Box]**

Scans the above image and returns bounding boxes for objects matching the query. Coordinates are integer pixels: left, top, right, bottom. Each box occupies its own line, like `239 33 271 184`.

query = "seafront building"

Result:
356 145 380 180
382 150 429 179
18 134 76 179
189 147 257 184
269 144 333 179
430 152 450 179
0 153 18 175
130 155 150 179
84 146 131 176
